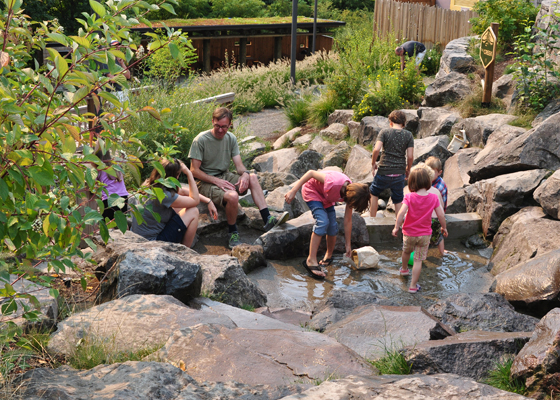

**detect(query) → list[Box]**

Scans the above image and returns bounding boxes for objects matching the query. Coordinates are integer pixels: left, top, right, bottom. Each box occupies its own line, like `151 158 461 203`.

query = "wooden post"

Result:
274 37 283 61
239 38 247 66
203 39 211 73
482 23 499 105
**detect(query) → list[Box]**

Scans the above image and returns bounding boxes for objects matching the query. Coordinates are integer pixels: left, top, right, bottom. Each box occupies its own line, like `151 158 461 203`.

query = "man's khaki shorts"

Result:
196 171 247 207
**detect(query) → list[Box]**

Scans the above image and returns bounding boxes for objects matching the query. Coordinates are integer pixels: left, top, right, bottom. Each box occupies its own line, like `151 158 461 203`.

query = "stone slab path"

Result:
234 109 289 141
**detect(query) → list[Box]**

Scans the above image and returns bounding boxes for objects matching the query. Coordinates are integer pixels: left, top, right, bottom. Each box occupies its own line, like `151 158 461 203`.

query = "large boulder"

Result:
324 305 454 360
272 127 301 150
492 74 516 111
417 107 461 139
490 207 560 275
404 331 532 381
427 293 539 333
400 109 419 134
323 141 352 169
287 150 323 178
344 145 373 184
464 169 548 238
512 308 560 396
532 98 560 128
154 324 376 387
450 114 517 147
265 183 309 218
320 123 347 141
422 72 472 107
307 136 335 156
257 206 369 260
436 36 477 79
533 0 560 66
347 120 361 141
443 148 481 190
252 148 299 173
467 113 560 182
257 171 298 191
446 187 467 213
534 169 560 219
493 249 560 315
328 109 354 126
413 135 453 167
358 116 390 146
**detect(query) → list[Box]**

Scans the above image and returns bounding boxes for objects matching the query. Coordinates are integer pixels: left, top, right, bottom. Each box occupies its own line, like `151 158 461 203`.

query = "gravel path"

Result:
233 108 289 142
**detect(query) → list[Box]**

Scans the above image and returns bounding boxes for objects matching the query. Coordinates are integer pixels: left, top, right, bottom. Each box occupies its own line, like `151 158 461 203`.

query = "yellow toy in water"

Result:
408 251 415 266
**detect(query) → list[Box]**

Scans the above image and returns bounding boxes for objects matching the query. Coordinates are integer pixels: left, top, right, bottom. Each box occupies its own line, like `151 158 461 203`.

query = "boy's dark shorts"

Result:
369 174 405 204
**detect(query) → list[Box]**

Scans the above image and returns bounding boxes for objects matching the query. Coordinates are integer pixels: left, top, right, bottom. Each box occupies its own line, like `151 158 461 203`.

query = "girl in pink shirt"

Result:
392 166 447 293
285 170 370 279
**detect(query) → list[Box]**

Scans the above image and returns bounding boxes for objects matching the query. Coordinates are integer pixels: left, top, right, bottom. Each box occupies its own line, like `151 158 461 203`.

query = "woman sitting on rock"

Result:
284 170 370 279
131 159 217 247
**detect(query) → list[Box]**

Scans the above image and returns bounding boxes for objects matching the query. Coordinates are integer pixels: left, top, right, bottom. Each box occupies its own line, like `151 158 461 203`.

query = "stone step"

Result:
364 212 482 245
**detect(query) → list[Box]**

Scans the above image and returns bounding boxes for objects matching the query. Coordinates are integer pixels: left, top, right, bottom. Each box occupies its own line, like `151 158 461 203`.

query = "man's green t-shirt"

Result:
188 130 240 176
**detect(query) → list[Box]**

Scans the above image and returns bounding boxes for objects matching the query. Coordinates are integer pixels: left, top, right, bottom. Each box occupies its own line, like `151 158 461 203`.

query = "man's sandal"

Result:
408 284 421 293
302 260 325 280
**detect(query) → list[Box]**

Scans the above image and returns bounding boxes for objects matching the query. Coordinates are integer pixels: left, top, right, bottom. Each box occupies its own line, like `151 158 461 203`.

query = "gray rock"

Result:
400 109 419 134
255 307 312 328
241 141 266 164
154 324 376 387
422 72 472 107
464 169 548 238
253 148 299 173
257 171 298 191
468 113 560 182
427 293 539 333
436 36 477 79
533 0 560 66
320 123 347 141
344 145 373 184
492 74 516 111
328 109 354 126
446 187 467 213
417 107 461 139
308 289 395 332
534 169 560 219
404 331 532 381
489 207 560 276
323 141 351 169
279 373 530 399
257 206 369 260
358 116 390 146
307 136 335 155
324 305 454 360
231 244 267 274
288 150 323 178
532 98 560 128
462 233 490 249
413 135 453 167
196 200 246 235
19 361 298 400
292 133 313 146
450 114 517 147
443 148 481 190
265 184 309 218
273 127 301 150
347 120 361 141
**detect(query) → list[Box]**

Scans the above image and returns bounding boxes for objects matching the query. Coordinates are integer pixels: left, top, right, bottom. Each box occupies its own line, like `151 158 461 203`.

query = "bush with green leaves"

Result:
211 0 265 18
421 44 443 76
470 0 538 50
144 32 197 82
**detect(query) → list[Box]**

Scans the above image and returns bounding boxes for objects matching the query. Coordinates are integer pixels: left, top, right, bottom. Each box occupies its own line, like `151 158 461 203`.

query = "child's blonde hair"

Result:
411 162 435 182
425 156 443 172
408 166 432 192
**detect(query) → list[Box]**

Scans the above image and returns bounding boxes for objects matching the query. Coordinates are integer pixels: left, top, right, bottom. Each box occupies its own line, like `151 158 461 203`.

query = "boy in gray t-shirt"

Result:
369 110 414 217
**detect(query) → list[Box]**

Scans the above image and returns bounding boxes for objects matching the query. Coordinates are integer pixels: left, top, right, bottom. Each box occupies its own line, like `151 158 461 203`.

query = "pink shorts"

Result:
403 235 431 261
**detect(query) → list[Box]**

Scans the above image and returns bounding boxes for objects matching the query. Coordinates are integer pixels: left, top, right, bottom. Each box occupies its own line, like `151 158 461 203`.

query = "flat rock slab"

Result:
443 148 481 190
324 305 454 360
154 324 376 387
19 361 298 400
404 330 532 381
253 148 300 174
278 373 530 399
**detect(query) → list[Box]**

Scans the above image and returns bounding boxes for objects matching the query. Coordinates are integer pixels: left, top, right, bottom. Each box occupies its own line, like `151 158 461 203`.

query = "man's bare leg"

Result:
369 195 379 217
247 173 267 210
223 190 239 225
394 202 402 218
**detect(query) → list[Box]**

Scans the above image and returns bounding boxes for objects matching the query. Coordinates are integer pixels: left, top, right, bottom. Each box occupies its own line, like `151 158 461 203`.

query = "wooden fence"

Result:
374 0 477 48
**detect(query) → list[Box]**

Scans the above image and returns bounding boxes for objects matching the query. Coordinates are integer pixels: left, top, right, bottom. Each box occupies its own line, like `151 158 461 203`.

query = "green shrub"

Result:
308 90 337 127
284 95 312 128
421 44 443 76
484 356 526 395
144 33 198 82
370 350 412 375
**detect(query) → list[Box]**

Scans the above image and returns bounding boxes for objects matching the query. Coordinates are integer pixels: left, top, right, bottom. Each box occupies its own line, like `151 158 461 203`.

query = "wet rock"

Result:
279 373 530 399
307 136 335 155
273 127 301 150
308 289 395 332
462 233 490 249
257 206 369 260
323 141 351 169
422 72 472 107
154 324 376 387
436 36 477 79
293 133 313 146
464 169 548 238
446 187 467 213
358 116 390 146
257 171 298 191
532 98 560 128
468 113 560 183
347 120 361 141
231 244 267 274
490 207 560 275
324 305 454 359
328 109 354 126
413 135 453 167
256 308 312 328
443 148 481 190
19 361 298 400
534 169 560 219
493 74 516 111
400 109 419 134
344 145 373 184
288 150 323 178
450 114 517 147
253 148 299 173
320 123 347 141
494 249 560 314
427 293 539 333
404 331 532 381
511 308 560 396
265 184 309 218
417 107 461 139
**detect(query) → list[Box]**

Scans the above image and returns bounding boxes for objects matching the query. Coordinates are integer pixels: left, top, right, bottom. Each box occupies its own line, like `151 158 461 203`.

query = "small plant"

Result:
308 90 337 128
369 349 412 375
484 356 526 395
453 85 506 118
240 304 255 312
284 96 312 129
421 44 443 76
510 108 539 128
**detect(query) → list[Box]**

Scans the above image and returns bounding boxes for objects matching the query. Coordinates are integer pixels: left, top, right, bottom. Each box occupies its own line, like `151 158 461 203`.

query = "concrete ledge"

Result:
365 212 482 245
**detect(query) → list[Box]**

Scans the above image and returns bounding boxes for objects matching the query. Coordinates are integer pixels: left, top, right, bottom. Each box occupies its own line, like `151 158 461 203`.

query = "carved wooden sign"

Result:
480 26 497 69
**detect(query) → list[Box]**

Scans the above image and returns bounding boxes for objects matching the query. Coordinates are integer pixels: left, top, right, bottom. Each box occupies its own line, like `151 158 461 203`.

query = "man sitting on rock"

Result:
395 41 426 71
189 107 289 249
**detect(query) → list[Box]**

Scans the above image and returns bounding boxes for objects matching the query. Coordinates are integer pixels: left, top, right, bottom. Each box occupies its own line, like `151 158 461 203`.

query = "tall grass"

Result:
484 356 526 395
369 349 412 375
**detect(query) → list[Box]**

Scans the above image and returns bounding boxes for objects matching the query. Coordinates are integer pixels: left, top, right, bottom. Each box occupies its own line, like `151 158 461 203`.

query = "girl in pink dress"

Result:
392 167 448 293
285 170 369 279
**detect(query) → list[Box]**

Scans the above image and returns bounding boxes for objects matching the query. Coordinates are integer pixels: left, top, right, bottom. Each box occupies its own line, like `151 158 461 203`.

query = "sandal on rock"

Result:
408 284 421 293
320 257 333 267
302 260 325 280
399 268 410 276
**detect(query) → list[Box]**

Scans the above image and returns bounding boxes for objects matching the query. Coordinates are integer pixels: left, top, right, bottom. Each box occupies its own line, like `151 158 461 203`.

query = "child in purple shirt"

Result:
96 147 129 221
